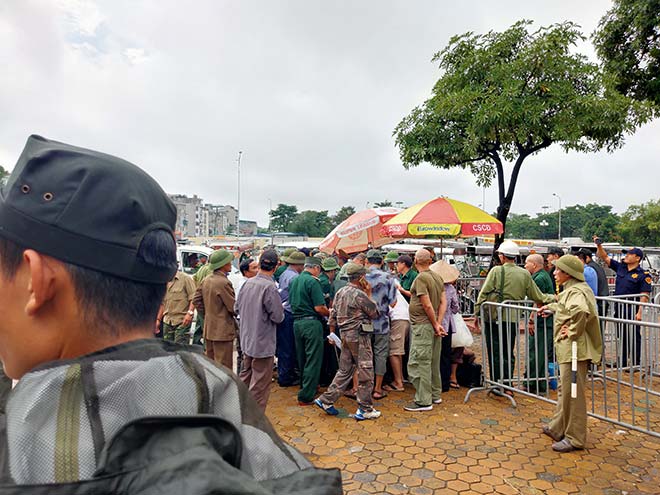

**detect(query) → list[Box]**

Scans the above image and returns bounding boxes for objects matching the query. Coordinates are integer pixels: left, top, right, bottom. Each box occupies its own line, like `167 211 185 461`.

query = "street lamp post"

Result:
236 151 242 238
552 193 562 242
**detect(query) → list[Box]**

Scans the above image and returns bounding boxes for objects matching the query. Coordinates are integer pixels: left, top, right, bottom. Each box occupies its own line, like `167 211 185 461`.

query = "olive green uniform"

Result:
407 270 445 407
475 263 554 384
526 269 555 393
545 278 602 449
318 272 334 305
289 271 327 403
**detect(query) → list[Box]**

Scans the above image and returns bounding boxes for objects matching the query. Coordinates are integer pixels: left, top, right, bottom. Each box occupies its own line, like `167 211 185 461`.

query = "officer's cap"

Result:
0 135 176 283
622 247 644 258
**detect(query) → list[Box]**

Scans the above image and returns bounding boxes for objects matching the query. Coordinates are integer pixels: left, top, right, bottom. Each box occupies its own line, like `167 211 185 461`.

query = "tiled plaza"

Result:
268 380 660 494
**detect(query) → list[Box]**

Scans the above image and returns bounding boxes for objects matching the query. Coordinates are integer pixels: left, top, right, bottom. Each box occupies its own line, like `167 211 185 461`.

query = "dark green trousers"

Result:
485 320 517 385
526 317 554 393
294 319 324 403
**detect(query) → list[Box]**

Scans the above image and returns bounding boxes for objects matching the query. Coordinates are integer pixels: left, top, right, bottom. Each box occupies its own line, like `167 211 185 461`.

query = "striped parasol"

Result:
381 197 503 238
319 207 402 254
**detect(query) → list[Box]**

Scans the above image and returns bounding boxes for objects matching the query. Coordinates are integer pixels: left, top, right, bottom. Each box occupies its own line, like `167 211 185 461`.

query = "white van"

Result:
176 245 242 289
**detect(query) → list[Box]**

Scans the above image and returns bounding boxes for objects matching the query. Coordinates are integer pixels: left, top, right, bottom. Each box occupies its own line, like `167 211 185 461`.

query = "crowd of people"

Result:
162 234 653 455
161 243 481 419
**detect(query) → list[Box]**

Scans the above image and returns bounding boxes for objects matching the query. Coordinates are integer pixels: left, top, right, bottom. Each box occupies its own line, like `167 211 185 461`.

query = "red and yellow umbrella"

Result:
319 207 402 254
381 197 503 238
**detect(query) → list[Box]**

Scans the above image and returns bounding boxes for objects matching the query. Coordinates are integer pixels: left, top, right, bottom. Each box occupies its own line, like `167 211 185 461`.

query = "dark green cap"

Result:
0 135 177 283
305 256 322 267
285 251 306 265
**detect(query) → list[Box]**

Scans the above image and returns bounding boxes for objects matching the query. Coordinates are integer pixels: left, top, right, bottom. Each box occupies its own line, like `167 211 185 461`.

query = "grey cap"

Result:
305 256 322 267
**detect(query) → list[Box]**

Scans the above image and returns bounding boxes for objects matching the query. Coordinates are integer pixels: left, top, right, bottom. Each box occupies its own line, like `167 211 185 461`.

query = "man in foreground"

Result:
0 136 340 493
538 255 602 453
314 263 380 420
235 250 284 411
405 248 447 411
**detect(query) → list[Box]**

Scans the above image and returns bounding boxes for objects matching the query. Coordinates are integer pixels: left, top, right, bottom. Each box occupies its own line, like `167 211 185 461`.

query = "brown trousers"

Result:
318 334 374 411
548 361 589 449
205 340 233 370
239 355 274 411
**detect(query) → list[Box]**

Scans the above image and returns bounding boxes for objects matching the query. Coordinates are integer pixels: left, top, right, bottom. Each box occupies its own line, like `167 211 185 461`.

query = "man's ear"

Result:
23 250 58 316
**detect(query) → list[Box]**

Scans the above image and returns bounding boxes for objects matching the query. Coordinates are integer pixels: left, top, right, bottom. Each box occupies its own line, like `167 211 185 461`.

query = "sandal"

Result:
372 391 388 400
449 381 460 389
383 384 405 392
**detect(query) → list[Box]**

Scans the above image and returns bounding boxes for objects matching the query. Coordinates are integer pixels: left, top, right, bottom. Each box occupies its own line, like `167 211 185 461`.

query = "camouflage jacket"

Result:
329 284 378 342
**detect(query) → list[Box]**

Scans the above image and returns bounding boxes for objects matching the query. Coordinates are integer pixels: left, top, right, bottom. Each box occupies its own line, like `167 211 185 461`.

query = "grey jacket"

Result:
0 339 342 494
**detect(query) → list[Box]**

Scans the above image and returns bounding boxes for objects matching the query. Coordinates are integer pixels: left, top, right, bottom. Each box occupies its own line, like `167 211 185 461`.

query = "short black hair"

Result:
367 256 383 264
239 258 254 275
0 230 175 334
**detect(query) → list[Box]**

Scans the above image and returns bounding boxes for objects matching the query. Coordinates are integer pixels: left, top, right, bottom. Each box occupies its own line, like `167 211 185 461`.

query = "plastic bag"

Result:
451 313 474 348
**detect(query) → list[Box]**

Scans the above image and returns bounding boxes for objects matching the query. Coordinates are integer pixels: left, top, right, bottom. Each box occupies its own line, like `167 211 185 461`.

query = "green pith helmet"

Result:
322 257 340 272
553 254 585 282
384 251 399 263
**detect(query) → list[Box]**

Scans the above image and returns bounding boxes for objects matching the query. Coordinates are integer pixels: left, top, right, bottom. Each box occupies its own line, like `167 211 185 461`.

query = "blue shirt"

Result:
365 266 398 334
583 265 598 295
278 267 299 313
610 259 652 297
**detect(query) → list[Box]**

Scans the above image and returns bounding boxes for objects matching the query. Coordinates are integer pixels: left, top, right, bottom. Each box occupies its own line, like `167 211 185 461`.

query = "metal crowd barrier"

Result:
455 277 485 317
465 297 660 438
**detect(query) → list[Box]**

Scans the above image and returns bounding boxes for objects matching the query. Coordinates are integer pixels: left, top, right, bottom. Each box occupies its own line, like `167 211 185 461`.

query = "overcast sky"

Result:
1 1 657 227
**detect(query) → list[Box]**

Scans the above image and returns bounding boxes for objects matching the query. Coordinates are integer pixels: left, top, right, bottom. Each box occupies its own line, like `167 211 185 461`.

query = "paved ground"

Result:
268 380 660 494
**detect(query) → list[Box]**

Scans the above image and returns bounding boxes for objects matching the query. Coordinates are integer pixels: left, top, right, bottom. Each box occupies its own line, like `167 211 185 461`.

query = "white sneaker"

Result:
355 408 381 420
433 398 442 404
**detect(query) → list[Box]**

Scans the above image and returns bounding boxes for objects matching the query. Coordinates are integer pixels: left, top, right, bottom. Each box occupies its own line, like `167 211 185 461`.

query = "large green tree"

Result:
619 200 660 246
594 0 660 107
332 206 356 225
269 203 298 232
394 20 648 251
289 210 333 237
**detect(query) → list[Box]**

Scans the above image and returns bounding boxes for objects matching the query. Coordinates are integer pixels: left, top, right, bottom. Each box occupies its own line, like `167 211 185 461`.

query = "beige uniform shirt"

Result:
162 272 196 326
548 278 603 364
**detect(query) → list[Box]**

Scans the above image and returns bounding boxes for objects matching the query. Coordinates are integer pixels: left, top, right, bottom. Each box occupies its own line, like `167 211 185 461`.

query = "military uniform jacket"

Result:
193 271 236 341
330 285 378 341
548 278 603 364
475 263 555 321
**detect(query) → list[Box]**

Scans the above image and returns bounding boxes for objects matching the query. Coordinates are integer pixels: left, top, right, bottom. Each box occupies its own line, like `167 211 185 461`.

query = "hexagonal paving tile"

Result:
265 364 660 494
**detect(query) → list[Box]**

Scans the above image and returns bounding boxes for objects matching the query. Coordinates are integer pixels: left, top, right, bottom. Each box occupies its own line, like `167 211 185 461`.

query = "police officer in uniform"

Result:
594 238 652 367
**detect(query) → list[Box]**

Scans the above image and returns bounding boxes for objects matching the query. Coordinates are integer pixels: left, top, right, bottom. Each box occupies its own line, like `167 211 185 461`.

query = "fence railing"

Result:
465 297 660 438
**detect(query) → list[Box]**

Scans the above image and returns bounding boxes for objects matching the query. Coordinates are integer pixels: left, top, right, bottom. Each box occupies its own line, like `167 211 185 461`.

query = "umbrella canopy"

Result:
381 197 503 238
319 207 402 254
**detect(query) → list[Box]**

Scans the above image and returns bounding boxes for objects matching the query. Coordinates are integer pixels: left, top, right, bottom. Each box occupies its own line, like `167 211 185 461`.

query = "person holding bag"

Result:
431 260 466 391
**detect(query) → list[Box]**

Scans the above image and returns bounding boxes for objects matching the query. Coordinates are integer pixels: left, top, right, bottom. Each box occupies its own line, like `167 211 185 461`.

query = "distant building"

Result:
170 194 205 238
169 194 239 237
239 220 258 236
207 204 238 235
